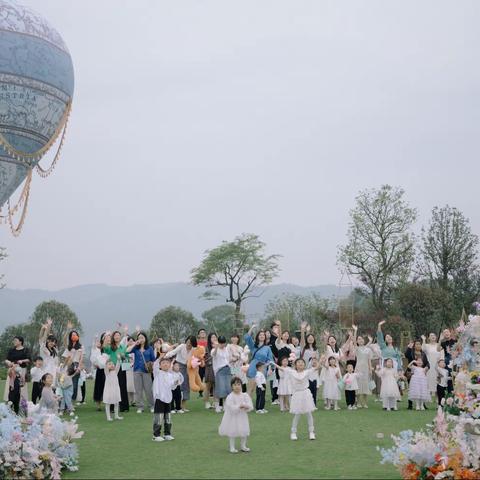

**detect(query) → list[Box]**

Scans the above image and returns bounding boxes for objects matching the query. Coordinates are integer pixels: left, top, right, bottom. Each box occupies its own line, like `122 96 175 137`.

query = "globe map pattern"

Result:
0 0 74 207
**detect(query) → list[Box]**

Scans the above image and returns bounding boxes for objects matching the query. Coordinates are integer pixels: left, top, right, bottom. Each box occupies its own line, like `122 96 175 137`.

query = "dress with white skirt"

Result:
277 368 293 395
422 343 443 394
287 368 316 414
322 366 341 400
355 346 373 395
218 392 253 438
408 366 430 402
377 368 400 400
103 365 121 405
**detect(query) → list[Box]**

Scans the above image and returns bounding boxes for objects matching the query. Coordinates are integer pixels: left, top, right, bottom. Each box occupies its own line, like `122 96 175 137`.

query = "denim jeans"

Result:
60 385 73 411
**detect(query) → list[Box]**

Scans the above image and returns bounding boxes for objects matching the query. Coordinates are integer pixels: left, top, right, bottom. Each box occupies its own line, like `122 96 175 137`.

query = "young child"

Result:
152 357 177 442
454 365 469 396
277 356 292 412
103 360 123 421
218 376 254 453
436 359 450 406
30 356 45 404
323 357 341 410
38 373 58 413
343 363 359 410
212 336 232 413
255 362 267 414
170 362 184 414
376 358 401 411
308 357 320 407
277 358 320 440
408 357 430 410
57 362 75 416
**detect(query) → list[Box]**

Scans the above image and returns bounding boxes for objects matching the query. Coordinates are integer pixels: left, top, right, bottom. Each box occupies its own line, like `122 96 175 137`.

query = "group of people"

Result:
3 316 461 452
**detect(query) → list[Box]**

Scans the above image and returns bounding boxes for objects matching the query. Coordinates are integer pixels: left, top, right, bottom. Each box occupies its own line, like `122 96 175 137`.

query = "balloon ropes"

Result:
0 0 75 236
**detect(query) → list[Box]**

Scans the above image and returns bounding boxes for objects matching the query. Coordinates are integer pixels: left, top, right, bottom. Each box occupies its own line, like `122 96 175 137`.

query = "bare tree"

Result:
338 185 417 314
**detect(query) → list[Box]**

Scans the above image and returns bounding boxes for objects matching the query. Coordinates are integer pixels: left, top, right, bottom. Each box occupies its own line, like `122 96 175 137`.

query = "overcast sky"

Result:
1 0 480 290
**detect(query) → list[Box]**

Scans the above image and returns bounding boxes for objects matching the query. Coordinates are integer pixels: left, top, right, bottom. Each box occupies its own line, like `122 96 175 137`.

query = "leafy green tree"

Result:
149 306 198 343
338 185 417 314
418 205 480 322
0 247 6 289
201 304 240 337
30 301 82 353
191 233 281 329
263 293 335 336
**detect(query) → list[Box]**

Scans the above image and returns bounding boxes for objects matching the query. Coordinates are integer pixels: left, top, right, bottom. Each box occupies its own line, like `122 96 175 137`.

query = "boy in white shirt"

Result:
31 356 45 404
255 362 267 414
152 357 177 442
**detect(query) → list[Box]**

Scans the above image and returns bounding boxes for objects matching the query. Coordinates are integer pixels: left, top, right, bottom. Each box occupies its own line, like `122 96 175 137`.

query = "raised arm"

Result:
299 322 307 351
164 343 184 359
376 321 386 350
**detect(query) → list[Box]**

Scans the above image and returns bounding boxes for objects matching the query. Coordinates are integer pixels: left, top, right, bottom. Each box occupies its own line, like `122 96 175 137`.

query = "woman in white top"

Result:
212 336 233 413
227 334 244 378
164 335 196 412
421 333 444 396
38 318 59 388
299 322 319 367
62 327 84 403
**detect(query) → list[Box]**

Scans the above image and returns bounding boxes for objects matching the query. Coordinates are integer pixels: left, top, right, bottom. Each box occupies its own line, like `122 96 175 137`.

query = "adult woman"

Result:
91 332 110 411
376 321 402 372
300 322 319 367
62 329 83 403
3 336 31 413
125 336 136 404
354 334 373 408
244 325 273 397
342 326 358 367
39 318 59 388
275 326 296 362
227 334 244 377
103 330 130 412
212 336 232 412
422 333 444 395
165 335 197 412
202 333 217 410
127 331 155 413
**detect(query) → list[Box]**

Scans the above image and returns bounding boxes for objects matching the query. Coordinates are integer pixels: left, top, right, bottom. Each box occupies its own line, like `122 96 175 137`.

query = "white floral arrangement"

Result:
0 402 83 479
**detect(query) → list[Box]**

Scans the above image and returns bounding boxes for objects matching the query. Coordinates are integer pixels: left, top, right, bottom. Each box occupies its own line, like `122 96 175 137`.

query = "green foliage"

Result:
0 301 81 358
418 205 480 322
200 304 241 337
191 233 281 326
262 293 338 336
149 306 199 343
338 185 417 314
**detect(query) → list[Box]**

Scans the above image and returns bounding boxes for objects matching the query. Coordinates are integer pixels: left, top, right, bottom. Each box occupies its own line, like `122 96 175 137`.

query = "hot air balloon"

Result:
0 0 74 235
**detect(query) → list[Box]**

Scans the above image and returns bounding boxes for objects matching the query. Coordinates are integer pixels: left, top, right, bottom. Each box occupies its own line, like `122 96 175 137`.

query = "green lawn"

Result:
65 383 432 479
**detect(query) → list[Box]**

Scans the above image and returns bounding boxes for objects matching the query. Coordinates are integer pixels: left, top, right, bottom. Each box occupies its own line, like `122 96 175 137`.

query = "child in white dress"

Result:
219 377 254 453
343 363 359 410
436 359 449 406
277 356 292 412
407 358 430 410
323 357 341 410
376 358 401 411
103 360 123 421
277 358 320 441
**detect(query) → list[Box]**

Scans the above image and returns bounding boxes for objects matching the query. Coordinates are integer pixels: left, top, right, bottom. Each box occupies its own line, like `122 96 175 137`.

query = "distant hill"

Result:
0 283 350 340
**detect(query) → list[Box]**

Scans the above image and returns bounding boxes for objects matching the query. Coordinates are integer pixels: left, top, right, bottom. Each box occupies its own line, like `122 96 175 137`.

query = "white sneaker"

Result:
230 449 239 454
115 416 124 420
352 406 357 410
153 436 164 442
386 408 391 411
164 435 174 441
107 418 113 422
334 406 341 411
205 402 211 410
171 410 176 414
348 405 352 410
241 446 250 452
364 405 368 409
309 432 316 440
137 409 143 414
215 406 222 413
262 409 268 413
393 406 398 411
177 409 185 414
150 408 154 413
256 410 264 414
290 432 298 440
272 400 279 405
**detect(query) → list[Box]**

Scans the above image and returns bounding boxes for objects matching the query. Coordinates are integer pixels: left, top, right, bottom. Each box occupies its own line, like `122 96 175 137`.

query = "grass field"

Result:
63 381 433 480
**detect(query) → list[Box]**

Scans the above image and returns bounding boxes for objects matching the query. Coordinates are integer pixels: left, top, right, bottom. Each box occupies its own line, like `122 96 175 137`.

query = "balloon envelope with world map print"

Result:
0 0 74 211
